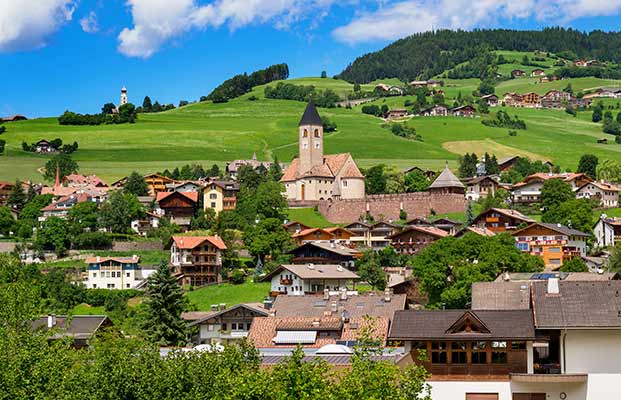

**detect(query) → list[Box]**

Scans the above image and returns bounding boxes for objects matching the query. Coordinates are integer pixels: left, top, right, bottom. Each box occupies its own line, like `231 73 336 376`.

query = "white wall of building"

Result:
565 330 621 374
429 380 590 400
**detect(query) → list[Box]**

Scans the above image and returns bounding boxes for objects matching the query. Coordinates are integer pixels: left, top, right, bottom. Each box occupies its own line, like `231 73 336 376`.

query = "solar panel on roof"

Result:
313 301 327 307
273 331 317 344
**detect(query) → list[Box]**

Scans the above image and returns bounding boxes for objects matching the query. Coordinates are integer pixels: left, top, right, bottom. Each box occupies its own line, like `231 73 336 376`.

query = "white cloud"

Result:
80 11 99 33
118 0 341 58
0 0 76 52
332 0 621 44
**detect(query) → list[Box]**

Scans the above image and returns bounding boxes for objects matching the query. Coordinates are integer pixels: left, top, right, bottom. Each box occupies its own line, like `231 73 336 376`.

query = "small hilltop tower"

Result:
120 86 128 106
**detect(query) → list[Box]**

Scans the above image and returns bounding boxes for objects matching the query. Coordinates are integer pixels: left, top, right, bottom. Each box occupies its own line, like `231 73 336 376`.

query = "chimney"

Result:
384 288 391 302
211 304 218 311
219 303 226 311
330 240 335 248
503 271 511 281
312 317 320 327
331 301 338 313
263 298 273 310
96 256 100 262
547 277 560 295
340 287 347 301
47 314 57 329
323 288 330 300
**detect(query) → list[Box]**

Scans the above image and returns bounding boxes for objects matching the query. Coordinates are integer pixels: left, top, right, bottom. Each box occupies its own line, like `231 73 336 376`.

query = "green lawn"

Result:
43 250 168 270
285 207 332 228
72 304 106 315
496 77 621 95
186 281 271 310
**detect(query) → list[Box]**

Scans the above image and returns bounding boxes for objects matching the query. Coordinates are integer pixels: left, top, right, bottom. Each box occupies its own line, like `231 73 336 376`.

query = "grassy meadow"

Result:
2 65 621 183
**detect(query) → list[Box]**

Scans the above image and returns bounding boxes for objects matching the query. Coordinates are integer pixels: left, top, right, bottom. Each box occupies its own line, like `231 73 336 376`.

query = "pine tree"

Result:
142 96 152 112
142 262 188 345
209 164 220 178
465 201 475 225
7 179 26 210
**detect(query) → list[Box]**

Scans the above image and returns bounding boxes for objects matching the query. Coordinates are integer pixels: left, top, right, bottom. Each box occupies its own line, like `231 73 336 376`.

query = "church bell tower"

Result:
298 100 324 174
120 86 128 106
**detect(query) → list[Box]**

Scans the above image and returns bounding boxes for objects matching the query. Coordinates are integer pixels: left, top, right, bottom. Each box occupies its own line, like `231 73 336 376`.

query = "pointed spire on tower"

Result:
298 99 323 126
54 162 60 189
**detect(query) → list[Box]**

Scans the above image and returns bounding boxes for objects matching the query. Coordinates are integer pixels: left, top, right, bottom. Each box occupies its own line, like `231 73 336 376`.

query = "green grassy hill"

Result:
2 70 621 183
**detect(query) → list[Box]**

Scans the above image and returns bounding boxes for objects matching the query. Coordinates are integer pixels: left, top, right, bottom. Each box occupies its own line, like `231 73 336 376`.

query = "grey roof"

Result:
471 281 531 310
429 164 465 189
31 315 111 339
187 303 268 327
271 293 406 320
524 222 589 237
532 281 621 328
298 100 323 126
261 264 359 282
389 310 536 340
290 241 360 257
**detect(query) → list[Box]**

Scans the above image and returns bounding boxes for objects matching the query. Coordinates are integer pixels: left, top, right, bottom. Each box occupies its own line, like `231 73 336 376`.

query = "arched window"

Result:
313 129 320 138
303 129 308 138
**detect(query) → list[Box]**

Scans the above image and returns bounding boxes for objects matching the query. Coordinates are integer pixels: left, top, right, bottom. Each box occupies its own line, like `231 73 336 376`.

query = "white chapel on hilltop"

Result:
280 100 365 201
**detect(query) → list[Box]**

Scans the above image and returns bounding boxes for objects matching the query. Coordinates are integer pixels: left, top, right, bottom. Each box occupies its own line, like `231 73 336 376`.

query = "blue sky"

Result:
2 0 621 117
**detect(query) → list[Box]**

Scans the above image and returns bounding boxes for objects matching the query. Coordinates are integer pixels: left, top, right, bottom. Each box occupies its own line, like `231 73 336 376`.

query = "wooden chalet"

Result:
471 208 534 233
288 241 361 267
283 221 310 234
292 227 353 245
419 104 448 117
511 69 526 78
451 105 476 117
112 173 176 194
389 310 536 377
156 191 199 228
387 226 449 255
512 223 588 269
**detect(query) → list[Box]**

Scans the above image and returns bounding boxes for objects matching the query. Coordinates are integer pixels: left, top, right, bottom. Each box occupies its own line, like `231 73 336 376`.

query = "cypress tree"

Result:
7 179 26 210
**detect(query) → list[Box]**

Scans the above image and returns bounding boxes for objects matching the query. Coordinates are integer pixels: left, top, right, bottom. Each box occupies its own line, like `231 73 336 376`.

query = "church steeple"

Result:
298 100 324 175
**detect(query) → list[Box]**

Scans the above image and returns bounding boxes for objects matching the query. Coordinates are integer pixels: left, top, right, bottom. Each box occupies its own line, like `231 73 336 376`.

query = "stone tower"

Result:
298 100 324 174
120 86 128 106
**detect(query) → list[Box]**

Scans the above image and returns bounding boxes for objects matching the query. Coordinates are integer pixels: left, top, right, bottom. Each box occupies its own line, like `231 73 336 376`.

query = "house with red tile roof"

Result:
39 192 93 221
281 101 365 201
387 225 449 255
167 235 227 287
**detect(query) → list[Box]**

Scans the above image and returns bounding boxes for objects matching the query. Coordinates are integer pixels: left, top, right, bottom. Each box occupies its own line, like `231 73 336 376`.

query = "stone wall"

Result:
317 192 466 224
112 241 163 252
0 242 17 253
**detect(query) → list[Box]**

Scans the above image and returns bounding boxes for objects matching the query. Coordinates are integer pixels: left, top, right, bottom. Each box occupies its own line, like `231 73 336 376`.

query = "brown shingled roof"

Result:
471 282 531 310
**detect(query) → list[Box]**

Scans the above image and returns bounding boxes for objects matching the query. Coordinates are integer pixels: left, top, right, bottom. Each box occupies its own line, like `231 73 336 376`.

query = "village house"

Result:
503 92 524 107
32 315 113 349
288 241 361 268
540 90 572 108
419 104 449 116
451 105 476 117
203 180 239 214
596 87 621 98
403 166 436 180
112 173 176 195
521 92 541 108
512 223 588 269
292 227 353 245
387 225 449 255
385 109 408 119
428 218 462 235
428 164 465 195
511 173 592 205
261 264 360 297
63 174 108 188
83 255 156 290
593 216 621 248
530 68 546 77
480 94 499 107
281 101 365 202
283 220 310 234
130 211 161 236
575 180 620 208
0 181 15 206
511 69 526 78
155 191 199 228
39 192 94 221
498 156 520 172
168 235 227 287
33 139 55 153
225 153 279 179
459 279 621 400
2 114 27 122
463 176 501 201
186 303 268 346
166 181 203 193
471 208 534 233
344 221 400 250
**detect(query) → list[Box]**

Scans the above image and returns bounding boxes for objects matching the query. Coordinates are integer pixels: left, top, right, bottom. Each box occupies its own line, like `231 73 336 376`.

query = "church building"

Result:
281 101 365 201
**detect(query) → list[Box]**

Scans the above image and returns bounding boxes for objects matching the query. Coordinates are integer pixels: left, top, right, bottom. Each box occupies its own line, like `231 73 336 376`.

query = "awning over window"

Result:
273 330 317 344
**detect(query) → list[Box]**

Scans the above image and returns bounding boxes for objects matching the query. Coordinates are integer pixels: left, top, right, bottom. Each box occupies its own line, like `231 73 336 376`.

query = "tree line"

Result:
264 82 340 108
337 28 621 83
204 63 290 103
58 103 137 125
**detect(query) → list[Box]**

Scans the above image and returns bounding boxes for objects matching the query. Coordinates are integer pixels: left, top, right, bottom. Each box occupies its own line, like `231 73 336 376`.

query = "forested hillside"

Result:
337 28 621 83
